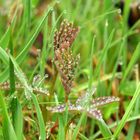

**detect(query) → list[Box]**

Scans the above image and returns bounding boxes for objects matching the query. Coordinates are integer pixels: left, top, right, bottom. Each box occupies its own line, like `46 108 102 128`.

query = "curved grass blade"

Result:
0 47 9 65
57 114 65 140
11 98 23 140
121 42 140 83
8 53 46 140
0 4 17 49
94 29 115 78
91 114 140 139
112 82 140 139
97 120 112 138
0 7 52 82
0 92 17 140
16 7 52 64
72 112 86 140
0 69 9 82
9 31 15 94
31 93 46 140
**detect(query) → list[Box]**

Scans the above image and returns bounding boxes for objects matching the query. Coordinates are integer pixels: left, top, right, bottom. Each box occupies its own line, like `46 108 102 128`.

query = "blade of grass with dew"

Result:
8 55 32 99
0 7 52 82
0 92 17 140
111 82 140 139
11 98 23 140
7 53 46 140
9 31 20 140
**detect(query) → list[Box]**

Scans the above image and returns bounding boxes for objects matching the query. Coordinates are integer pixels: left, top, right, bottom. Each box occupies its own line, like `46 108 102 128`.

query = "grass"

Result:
0 0 140 139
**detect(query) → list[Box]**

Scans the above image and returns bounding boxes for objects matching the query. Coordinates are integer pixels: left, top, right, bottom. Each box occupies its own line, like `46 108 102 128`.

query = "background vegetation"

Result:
0 0 140 139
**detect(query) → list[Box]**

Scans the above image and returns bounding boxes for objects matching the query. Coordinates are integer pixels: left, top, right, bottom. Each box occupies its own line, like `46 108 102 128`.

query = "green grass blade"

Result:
72 112 86 140
9 31 15 94
98 120 112 138
91 114 140 139
0 92 17 140
121 42 140 83
31 93 46 140
0 27 10 49
11 98 23 140
0 5 17 49
39 17 48 76
123 0 132 26
78 132 89 140
71 0 81 20
0 7 52 82
0 47 9 82
0 46 46 140
16 7 52 64
0 47 9 65
57 115 65 140
94 29 115 78
88 36 95 90
8 54 46 140
126 115 136 140
0 69 9 82
112 82 140 139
